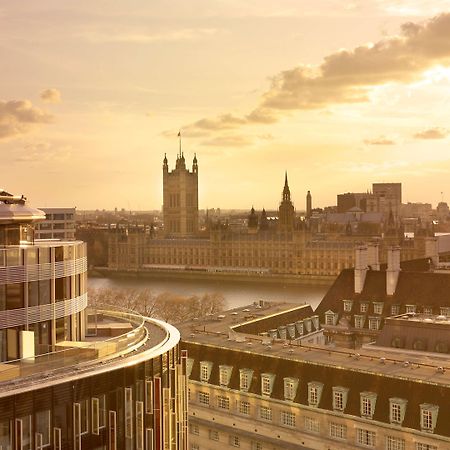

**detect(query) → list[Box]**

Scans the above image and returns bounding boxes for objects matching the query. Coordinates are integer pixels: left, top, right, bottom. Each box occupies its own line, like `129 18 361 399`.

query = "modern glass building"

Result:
0 191 188 450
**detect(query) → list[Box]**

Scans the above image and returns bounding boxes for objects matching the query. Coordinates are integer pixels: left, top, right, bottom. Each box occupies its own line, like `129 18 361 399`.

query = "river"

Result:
88 276 331 310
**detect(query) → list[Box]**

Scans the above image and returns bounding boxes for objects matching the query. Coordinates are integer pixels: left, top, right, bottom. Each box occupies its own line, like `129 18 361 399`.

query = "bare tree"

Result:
88 287 226 324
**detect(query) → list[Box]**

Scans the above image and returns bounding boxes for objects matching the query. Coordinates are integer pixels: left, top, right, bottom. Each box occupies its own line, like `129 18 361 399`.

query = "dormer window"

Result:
440 307 450 317
389 398 407 425
373 302 384 315
239 369 253 392
307 382 323 407
199 361 213 383
391 304 400 315
420 404 439 433
368 317 381 331
304 318 312 333
219 365 233 387
283 377 299 401
261 373 275 396
312 315 320 330
360 302 369 313
360 392 377 419
423 306 433 315
295 321 304 336
405 305 416 314
325 311 338 326
332 387 349 412
343 300 353 312
354 315 366 329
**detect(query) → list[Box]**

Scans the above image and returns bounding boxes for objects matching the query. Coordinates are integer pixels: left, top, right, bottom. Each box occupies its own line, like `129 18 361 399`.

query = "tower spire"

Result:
178 130 182 158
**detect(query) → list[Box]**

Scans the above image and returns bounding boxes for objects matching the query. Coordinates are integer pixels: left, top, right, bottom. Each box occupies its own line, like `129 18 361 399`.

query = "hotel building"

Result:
0 190 188 450
179 253 450 450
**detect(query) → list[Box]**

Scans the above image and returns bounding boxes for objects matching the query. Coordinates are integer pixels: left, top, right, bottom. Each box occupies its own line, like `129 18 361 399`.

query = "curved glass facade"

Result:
0 242 88 360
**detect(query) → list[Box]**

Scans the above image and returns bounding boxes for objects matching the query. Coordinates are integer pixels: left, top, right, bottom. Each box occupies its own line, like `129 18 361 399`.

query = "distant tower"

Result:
259 208 269 230
306 190 312 219
248 206 258 229
278 172 295 232
162 145 199 237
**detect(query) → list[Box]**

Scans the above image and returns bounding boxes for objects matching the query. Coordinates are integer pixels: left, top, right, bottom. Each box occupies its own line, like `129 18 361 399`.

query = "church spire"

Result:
282 171 291 202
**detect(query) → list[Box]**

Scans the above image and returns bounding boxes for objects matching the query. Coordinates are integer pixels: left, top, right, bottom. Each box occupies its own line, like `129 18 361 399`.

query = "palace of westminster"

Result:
108 151 439 278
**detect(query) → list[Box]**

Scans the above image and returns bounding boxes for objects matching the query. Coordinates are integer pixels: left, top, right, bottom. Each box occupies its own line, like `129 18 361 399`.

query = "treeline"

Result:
88 287 226 324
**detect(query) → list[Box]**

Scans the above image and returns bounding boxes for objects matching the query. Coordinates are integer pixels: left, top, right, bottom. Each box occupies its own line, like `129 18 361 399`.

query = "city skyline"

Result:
1 1 450 209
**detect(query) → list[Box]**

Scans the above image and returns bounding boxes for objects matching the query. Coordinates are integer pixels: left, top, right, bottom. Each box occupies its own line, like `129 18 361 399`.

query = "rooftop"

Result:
0 307 179 397
180 303 450 387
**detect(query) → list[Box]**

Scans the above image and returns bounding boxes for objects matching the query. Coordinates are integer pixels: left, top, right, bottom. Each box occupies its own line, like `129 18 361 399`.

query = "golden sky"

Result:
1 0 450 210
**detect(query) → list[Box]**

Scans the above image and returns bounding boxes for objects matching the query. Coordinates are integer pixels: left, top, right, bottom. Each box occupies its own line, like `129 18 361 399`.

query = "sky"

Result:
1 0 450 211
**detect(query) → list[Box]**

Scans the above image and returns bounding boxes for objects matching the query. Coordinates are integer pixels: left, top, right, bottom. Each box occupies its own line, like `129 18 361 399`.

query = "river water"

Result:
88 276 330 310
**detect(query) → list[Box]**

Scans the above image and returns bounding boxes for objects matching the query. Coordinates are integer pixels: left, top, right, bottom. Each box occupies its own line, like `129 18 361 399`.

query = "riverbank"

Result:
90 267 335 286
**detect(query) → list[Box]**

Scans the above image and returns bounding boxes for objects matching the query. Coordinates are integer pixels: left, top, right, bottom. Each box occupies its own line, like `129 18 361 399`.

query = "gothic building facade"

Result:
163 151 198 237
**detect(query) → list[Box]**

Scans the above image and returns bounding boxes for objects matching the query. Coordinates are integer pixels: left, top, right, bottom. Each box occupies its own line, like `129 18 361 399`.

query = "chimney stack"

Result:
354 245 368 294
386 246 401 296
367 243 380 270
425 237 439 267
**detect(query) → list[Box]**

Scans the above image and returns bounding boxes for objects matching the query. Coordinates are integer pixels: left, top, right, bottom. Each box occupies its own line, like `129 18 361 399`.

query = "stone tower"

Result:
278 172 295 232
163 151 199 237
306 190 312 219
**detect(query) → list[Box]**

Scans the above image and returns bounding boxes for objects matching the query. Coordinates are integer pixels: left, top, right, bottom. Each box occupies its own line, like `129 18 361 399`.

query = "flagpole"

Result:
178 130 181 157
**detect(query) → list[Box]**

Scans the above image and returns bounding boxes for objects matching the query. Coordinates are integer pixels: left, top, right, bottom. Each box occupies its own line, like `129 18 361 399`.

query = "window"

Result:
281 411 295 427
368 317 381 331
261 373 275 396
356 428 376 447
423 307 433 315
259 406 272 421
329 422 347 440
219 365 232 387
304 416 320 433
186 358 194 377
239 400 250 415
307 382 323 407
360 392 377 419
355 315 366 329
386 436 405 450
35 410 50 447
283 377 298 401
200 361 212 382
343 300 353 312
251 442 263 450
360 302 369 313
389 398 407 425
198 392 210 405
332 387 349 412
209 429 219 441
391 305 400 315
405 305 416 314
229 435 240 447
373 302 384 315
420 404 438 433
325 311 337 325
440 307 450 316
416 443 438 450
124 387 133 439
189 423 199 435
217 396 230 410
239 369 253 391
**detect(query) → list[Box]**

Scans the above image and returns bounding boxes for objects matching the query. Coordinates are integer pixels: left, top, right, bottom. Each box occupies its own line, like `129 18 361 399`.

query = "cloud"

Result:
40 88 61 104
262 13 450 111
0 100 53 140
413 127 449 139
177 12 450 135
200 135 252 147
13 142 72 164
364 136 396 145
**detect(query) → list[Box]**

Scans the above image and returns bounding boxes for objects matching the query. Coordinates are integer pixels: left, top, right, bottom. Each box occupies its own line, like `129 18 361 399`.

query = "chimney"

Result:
367 243 380 270
386 246 401 296
425 237 439 266
354 245 368 294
